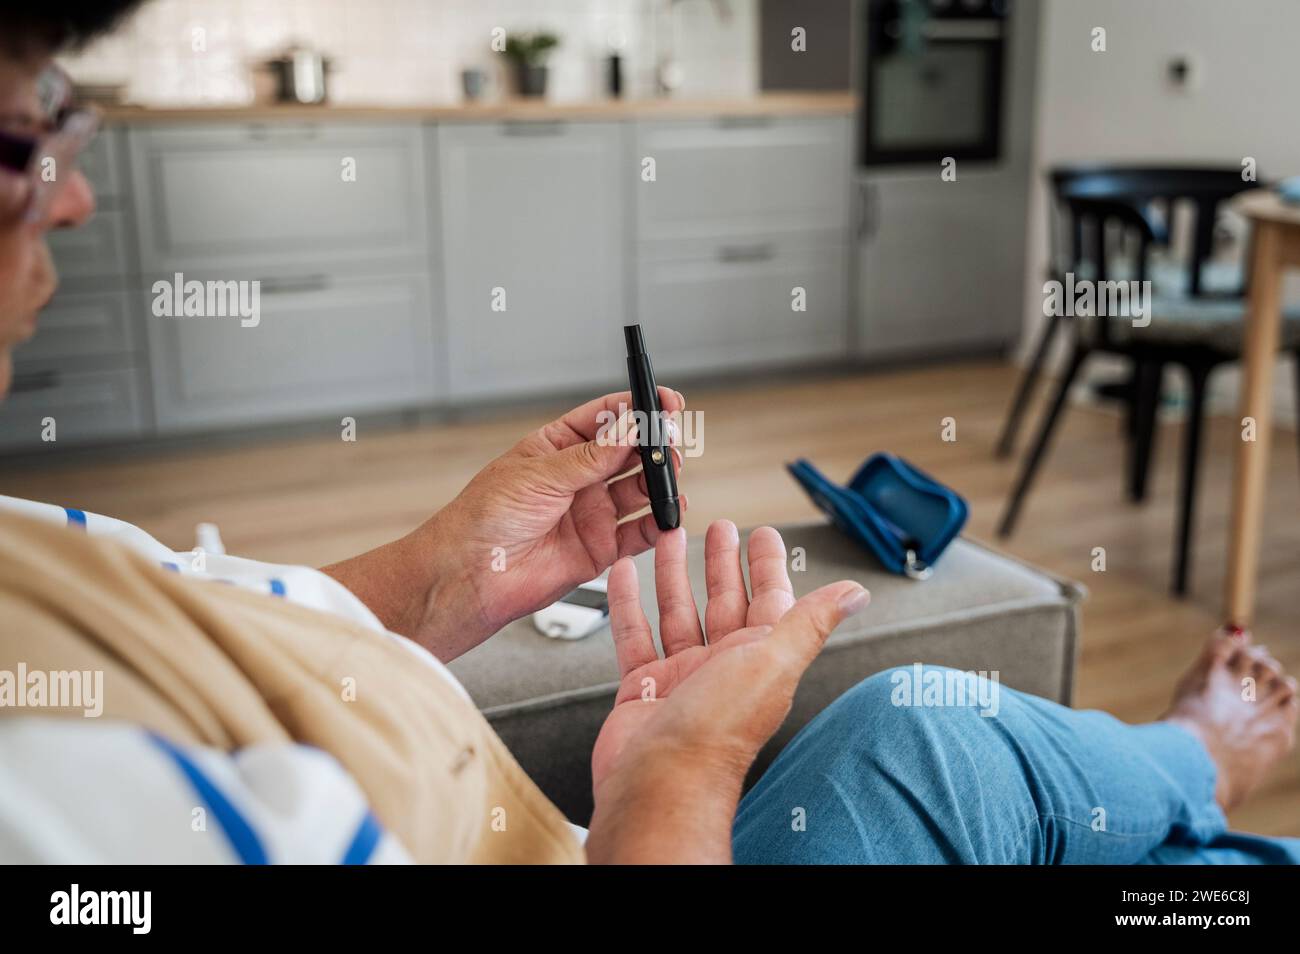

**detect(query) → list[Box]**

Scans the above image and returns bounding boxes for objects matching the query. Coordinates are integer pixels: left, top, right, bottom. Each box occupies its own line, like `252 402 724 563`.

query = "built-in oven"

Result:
860 0 1010 166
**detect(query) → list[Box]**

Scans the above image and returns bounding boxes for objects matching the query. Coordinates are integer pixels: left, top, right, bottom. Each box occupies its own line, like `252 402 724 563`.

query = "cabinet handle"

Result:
246 123 322 141
717 242 775 263
502 120 567 137
715 115 774 130
257 274 330 295
10 370 61 394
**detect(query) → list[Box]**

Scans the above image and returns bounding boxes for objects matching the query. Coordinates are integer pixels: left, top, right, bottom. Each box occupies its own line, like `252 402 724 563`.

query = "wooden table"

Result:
1225 191 1300 626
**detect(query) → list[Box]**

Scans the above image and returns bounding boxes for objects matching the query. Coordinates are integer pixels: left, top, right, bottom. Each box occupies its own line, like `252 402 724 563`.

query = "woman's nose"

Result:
47 168 96 229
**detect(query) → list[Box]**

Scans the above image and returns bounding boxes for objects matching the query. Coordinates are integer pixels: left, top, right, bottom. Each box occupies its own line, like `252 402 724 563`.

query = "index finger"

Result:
541 387 684 450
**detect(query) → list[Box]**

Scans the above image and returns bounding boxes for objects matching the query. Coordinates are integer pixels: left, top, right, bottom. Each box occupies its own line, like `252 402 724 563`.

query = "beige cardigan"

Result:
0 510 584 864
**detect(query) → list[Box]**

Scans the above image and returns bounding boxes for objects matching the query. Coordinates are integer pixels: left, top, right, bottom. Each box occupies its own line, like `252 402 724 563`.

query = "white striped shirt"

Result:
0 495 474 864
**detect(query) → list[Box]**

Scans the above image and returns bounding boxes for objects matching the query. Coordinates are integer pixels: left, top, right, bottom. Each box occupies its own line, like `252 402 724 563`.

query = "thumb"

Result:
540 437 636 495
767 581 869 671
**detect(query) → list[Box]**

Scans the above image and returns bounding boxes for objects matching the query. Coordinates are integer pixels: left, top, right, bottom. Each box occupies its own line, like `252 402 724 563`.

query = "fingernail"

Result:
676 390 686 408
838 584 869 616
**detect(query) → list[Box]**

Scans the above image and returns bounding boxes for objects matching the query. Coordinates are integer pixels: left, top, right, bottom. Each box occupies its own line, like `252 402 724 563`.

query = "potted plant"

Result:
504 32 560 98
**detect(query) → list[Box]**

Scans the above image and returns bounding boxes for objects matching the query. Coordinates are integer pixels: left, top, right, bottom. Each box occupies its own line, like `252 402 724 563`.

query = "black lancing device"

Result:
623 323 680 531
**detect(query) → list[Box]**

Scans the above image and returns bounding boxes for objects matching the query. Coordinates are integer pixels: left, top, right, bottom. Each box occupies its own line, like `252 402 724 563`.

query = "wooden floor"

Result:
3 360 1297 836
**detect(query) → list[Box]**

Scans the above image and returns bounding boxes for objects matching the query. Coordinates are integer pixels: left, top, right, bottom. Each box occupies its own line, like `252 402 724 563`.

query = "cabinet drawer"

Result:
636 240 849 374
13 288 138 366
146 271 437 432
46 209 130 283
129 123 430 274
635 116 852 240
0 367 146 449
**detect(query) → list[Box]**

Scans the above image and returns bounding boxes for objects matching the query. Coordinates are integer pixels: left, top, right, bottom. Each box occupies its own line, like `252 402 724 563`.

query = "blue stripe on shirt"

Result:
341 811 384 865
147 732 269 865
64 507 87 529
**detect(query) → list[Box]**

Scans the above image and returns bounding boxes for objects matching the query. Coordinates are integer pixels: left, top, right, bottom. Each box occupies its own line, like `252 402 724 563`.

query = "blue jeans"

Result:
733 666 1300 864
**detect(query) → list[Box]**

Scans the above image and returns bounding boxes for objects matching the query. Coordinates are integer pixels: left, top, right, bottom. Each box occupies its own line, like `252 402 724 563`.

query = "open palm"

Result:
593 521 835 791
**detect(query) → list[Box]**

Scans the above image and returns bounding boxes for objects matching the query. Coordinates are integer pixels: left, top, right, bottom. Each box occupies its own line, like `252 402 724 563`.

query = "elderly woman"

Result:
0 4 1295 865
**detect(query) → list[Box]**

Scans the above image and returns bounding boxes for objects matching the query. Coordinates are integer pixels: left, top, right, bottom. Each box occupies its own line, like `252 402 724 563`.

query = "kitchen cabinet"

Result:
0 367 146 450
436 121 628 400
632 116 852 373
8 106 862 450
130 122 441 432
635 115 852 241
637 230 848 374
146 271 436 432
855 169 1024 358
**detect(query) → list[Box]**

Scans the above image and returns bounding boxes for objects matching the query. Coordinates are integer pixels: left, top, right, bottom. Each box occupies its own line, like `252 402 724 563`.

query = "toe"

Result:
1275 674 1298 705
1227 645 1255 675
1248 647 1285 684
1206 628 1241 662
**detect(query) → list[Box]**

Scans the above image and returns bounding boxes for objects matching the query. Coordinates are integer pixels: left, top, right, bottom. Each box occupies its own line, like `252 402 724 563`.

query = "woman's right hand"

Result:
586 520 869 864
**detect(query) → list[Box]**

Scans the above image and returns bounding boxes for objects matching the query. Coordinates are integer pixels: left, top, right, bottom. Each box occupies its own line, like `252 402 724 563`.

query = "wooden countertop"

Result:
101 91 856 124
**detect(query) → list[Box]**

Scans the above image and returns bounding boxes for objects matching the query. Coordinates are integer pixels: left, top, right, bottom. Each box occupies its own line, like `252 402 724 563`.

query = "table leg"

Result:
1225 222 1284 627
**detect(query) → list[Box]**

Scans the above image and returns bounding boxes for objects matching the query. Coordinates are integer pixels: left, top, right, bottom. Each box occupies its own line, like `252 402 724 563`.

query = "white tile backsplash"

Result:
63 0 759 105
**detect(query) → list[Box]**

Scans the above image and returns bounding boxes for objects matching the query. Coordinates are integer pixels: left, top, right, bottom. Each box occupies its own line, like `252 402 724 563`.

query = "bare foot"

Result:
1161 627 1298 812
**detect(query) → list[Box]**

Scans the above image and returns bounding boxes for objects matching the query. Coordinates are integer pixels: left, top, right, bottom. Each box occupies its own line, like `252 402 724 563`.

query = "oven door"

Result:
860 0 1007 166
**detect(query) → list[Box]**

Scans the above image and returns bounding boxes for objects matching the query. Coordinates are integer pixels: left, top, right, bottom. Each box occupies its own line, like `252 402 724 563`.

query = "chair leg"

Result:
1123 363 1140 438
995 312 1063 458
998 345 1088 538
1172 363 1210 597
1294 350 1300 477
1128 359 1164 503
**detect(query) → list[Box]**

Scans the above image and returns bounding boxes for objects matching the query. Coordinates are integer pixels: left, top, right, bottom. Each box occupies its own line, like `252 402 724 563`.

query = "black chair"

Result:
997 165 1256 462
996 165 1300 595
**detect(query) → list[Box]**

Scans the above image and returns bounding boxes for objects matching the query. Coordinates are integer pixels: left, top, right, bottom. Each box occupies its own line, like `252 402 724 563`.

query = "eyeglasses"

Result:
0 65 100 223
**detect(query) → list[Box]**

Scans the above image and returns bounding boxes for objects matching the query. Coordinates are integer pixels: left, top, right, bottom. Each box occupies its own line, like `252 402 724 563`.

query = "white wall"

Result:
1021 0 1300 424
64 0 760 105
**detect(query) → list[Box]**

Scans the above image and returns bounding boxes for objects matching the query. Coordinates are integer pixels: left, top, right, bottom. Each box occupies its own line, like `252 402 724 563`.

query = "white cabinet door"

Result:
856 170 1021 358
147 271 437 432
437 122 627 401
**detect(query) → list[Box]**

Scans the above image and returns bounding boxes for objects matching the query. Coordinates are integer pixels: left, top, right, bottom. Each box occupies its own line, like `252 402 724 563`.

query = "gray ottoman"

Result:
448 521 1085 825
